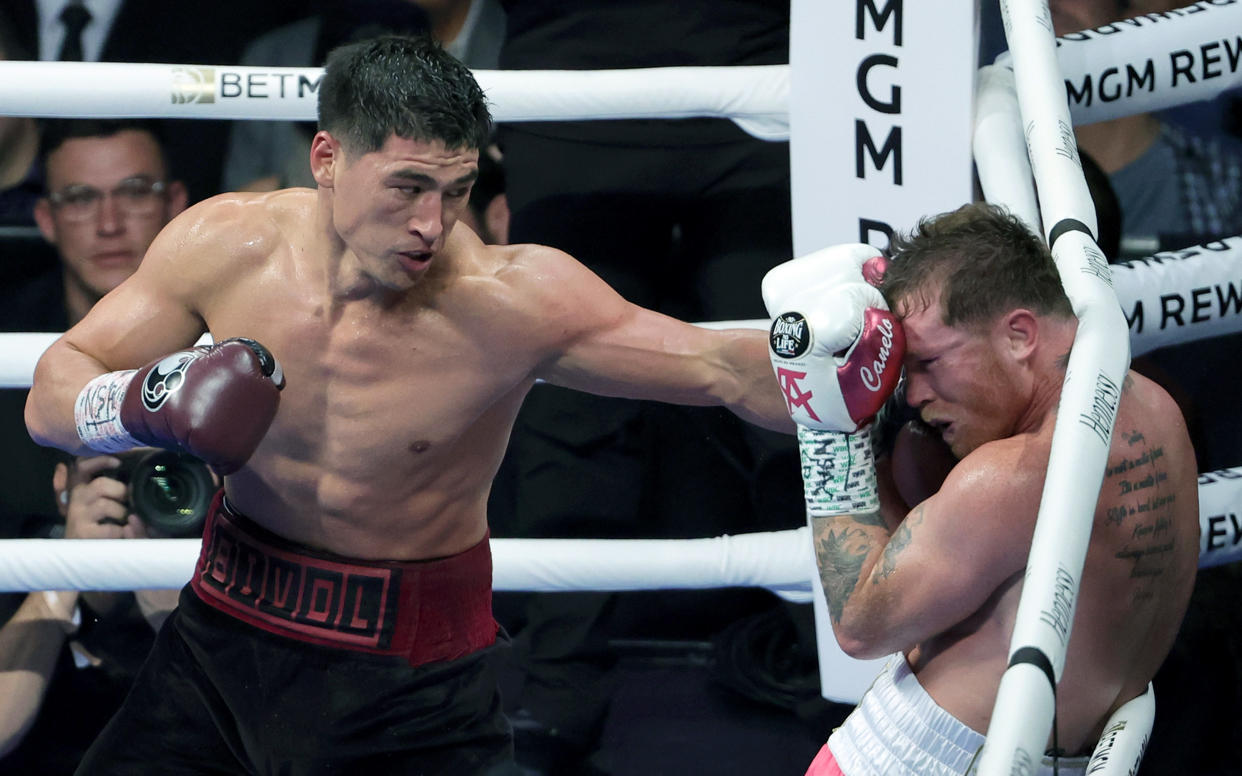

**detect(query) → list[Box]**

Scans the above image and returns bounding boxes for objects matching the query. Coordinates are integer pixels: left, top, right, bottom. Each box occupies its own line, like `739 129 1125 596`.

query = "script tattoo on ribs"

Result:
1104 429 1178 602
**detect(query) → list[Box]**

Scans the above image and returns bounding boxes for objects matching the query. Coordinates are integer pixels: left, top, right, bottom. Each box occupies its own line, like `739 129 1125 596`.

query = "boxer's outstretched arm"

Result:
26 201 227 454
523 246 794 432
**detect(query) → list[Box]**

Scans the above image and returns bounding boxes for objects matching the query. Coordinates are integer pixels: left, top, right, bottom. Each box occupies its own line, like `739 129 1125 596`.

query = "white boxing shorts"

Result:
811 657 1087 776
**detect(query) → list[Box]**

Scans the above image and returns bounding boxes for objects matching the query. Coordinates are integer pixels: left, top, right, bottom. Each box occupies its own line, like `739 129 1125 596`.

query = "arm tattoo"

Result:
851 511 886 528
815 524 871 624
876 505 925 581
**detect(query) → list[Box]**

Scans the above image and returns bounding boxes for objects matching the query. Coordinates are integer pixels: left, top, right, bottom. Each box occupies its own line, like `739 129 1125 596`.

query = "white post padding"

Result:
0 62 789 141
978 0 1131 772
791 1 977 254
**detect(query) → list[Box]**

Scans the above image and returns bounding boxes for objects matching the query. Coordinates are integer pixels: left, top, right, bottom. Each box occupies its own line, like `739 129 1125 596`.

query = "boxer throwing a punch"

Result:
25 35 792 774
766 204 1199 776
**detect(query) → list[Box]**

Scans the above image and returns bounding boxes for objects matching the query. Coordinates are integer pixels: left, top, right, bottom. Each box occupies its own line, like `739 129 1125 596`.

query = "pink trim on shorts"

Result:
805 743 846 776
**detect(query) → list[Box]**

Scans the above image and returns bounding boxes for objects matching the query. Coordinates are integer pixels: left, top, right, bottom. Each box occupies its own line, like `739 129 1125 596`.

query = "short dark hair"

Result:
318 34 491 154
38 118 170 173
881 201 1074 327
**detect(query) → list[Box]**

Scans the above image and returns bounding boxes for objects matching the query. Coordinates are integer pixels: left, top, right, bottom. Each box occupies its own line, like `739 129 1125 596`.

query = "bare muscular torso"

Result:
907 372 1199 754
196 190 564 560
29 180 782 562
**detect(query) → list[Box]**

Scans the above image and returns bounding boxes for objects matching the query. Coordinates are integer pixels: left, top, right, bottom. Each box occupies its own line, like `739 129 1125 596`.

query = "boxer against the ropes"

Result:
25 34 792 774
772 204 1199 776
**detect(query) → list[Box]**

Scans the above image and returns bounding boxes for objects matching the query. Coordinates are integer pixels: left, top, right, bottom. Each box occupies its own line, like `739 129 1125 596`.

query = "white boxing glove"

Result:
762 244 906 517
762 244 904 433
766 243 891 299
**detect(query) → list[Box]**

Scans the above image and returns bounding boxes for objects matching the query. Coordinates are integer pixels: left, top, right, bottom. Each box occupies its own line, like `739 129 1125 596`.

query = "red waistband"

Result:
190 491 497 666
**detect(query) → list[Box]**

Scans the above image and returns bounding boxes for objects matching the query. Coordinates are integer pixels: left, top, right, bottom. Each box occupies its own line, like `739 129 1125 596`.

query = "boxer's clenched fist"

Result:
74 338 285 474
762 244 905 433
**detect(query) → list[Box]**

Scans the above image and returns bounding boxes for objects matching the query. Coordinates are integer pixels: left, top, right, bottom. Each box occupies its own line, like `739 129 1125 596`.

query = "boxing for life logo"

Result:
170 66 215 105
770 312 811 358
142 352 198 411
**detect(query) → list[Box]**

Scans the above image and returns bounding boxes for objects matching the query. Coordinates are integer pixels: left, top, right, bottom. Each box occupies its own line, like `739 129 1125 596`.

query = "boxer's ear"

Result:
310 131 340 188
998 308 1039 364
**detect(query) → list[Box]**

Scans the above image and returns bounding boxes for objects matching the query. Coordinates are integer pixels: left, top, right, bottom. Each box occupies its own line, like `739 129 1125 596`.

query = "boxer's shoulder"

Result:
491 242 579 285
469 242 642 359
938 432 1049 513
487 242 613 319
152 191 287 267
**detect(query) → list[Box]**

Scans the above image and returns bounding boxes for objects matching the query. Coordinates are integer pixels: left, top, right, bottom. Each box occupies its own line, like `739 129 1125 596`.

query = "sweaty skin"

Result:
814 292 1199 756
26 134 791 560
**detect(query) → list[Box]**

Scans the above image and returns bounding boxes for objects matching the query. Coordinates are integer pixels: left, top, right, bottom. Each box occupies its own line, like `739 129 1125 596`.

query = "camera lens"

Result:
127 451 215 537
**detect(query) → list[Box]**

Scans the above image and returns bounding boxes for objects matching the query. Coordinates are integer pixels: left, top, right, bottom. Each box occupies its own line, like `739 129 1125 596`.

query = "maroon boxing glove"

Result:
74 338 285 474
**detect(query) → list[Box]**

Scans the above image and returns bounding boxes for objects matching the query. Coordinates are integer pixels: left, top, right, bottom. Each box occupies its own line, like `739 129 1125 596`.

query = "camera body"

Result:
106 450 216 537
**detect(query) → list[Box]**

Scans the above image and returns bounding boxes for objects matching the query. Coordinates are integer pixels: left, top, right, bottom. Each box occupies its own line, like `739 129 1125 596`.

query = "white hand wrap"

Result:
797 426 879 517
74 370 141 453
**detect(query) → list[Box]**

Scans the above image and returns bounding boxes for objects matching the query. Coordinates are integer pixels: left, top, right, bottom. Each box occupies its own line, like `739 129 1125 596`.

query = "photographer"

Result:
0 450 213 771
52 453 210 626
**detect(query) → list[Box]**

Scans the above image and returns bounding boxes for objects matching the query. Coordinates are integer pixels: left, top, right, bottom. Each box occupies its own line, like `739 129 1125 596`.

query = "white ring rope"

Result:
9 232 1242 390
1083 683 1156 776
998 0 1242 127
974 64 1042 236
975 55 1242 358
980 1 1133 773
0 62 791 142
0 530 813 599
0 467 1239 591
0 4 1235 143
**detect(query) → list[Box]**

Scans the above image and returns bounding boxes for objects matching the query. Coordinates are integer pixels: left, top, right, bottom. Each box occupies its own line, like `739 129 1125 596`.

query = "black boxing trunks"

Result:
76 493 511 775
190 491 498 665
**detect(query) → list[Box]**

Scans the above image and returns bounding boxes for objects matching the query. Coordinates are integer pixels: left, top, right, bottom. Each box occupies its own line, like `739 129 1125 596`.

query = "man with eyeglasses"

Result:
0 118 187 773
31 119 188 327
1 118 188 520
